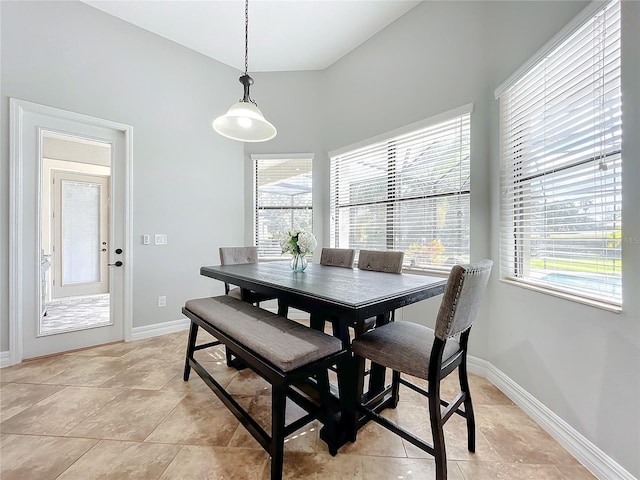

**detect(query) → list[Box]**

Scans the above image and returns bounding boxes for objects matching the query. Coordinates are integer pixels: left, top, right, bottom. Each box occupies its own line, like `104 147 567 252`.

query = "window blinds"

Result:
330 111 471 270
254 157 313 258
498 0 622 305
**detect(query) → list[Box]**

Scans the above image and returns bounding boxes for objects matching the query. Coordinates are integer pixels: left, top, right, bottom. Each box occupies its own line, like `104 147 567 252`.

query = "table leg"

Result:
319 316 357 449
310 312 326 332
277 299 289 317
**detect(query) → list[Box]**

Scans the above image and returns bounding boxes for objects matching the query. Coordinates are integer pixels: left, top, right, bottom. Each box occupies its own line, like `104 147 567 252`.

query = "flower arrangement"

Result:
280 229 317 256
280 229 317 272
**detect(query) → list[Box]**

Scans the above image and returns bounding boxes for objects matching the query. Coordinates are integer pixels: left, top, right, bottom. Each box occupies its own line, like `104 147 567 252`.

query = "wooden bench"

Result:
182 295 348 480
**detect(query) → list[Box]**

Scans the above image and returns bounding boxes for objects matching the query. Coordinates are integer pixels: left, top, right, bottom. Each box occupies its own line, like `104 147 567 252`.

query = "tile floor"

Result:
0 330 597 479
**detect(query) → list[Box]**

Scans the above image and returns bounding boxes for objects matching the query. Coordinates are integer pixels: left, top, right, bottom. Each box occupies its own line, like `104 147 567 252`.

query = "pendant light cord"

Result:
238 0 256 105
244 0 249 76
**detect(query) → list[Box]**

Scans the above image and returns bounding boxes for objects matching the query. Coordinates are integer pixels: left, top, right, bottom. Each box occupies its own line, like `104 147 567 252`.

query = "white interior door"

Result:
52 171 110 299
10 99 132 361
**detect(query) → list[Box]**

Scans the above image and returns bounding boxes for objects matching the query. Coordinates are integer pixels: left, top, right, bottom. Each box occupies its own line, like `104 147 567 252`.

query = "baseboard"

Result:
0 351 12 368
468 356 636 480
130 318 190 341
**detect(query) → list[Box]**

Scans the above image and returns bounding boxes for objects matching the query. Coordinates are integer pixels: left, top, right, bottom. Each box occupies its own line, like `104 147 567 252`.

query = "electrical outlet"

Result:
154 234 167 245
157 296 166 307
142 235 150 245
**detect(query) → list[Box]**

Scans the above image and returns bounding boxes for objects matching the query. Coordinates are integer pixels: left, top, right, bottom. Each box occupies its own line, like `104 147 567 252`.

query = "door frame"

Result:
9 98 133 365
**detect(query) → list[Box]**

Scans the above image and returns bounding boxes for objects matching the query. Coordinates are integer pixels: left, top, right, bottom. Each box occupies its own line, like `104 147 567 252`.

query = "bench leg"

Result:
183 321 199 381
271 384 286 480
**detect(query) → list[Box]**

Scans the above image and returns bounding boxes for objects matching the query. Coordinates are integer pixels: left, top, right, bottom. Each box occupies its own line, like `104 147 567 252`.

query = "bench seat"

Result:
182 295 348 480
185 296 342 372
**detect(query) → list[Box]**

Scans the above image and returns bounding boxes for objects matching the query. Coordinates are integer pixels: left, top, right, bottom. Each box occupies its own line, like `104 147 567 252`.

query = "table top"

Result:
200 261 447 321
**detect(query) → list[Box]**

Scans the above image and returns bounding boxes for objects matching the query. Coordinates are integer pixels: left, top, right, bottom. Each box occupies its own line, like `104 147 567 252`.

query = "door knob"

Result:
108 261 123 267
115 248 123 254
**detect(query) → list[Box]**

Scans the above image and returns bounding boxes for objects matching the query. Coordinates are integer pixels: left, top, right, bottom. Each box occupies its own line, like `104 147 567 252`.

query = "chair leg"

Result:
428 377 447 480
459 359 476 452
270 384 286 480
183 321 198 381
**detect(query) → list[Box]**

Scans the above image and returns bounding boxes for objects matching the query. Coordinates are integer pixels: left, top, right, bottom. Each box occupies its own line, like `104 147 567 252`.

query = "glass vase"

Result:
290 254 308 272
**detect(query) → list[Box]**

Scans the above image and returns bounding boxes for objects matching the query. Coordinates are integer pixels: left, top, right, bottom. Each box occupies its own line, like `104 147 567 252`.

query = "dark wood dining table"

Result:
200 260 447 449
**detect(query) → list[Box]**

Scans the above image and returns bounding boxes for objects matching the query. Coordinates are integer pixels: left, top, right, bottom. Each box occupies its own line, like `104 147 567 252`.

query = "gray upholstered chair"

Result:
357 249 404 274
320 248 356 268
351 259 493 480
356 250 405 331
219 246 258 300
219 246 276 367
218 246 275 305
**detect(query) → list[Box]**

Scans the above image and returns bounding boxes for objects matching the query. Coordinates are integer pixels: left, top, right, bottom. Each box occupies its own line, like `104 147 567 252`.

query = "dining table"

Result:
199 260 447 449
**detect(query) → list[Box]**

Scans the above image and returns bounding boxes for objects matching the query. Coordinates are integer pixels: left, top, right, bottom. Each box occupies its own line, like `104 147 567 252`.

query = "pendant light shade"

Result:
212 1 276 143
213 100 277 142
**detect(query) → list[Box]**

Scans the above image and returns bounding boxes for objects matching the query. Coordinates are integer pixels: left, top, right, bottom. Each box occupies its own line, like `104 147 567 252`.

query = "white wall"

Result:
0 0 247 345
319 1 640 477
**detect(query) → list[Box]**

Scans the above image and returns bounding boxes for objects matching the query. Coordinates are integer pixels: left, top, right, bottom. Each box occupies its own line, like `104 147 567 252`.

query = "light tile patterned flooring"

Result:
0 330 597 479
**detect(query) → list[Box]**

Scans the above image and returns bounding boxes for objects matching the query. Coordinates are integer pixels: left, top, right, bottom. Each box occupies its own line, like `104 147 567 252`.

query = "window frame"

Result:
496 0 623 311
329 104 473 273
252 153 314 260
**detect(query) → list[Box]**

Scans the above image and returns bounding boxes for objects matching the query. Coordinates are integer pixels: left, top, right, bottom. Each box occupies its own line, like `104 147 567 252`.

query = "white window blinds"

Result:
498 0 622 306
254 156 313 258
330 109 471 270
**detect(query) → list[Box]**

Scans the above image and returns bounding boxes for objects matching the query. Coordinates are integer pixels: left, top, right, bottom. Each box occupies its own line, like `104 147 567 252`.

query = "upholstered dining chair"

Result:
351 259 493 480
218 246 275 306
218 246 277 367
357 249 404 275
320 248 356 268
357 249 405 331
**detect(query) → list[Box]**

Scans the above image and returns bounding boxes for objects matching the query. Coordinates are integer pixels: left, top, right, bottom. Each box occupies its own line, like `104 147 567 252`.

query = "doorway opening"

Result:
40 131 113 336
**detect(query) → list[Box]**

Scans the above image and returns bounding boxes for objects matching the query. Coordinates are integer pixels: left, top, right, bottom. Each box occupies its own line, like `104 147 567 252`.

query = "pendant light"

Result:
212 0 277 142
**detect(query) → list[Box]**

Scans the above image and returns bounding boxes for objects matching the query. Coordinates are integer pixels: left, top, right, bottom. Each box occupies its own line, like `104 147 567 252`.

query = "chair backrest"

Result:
357 250 404 274
320 248 356 268
219 246 258 266
434 259 493 340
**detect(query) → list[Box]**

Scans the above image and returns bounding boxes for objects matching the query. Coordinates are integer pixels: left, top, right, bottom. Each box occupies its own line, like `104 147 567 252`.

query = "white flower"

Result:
280 229 317 256
297 231 317 254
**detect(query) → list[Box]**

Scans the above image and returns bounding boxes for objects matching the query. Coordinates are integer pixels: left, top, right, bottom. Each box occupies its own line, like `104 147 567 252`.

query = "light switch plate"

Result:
142 235 150 245
154 234 167 245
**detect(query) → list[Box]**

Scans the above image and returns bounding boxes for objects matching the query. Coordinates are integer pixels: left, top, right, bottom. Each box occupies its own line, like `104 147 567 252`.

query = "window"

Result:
254 155 313 259
330 106 472 271
497 0 622 307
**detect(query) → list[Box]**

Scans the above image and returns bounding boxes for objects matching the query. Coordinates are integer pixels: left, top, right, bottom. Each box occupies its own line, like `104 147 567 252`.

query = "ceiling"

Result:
82 0 421 72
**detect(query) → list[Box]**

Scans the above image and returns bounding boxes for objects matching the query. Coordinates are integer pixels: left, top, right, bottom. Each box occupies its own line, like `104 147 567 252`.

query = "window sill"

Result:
402 266 450 278
499 278 622 313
